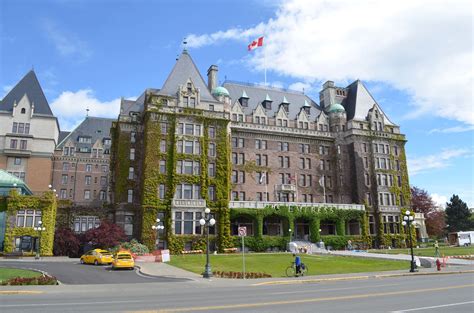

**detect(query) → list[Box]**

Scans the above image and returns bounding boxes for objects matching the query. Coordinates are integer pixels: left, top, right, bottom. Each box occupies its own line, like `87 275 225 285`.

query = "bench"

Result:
223 248 238 253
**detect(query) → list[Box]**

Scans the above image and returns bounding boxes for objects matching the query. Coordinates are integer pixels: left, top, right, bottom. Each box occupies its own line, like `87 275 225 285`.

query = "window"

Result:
14 157 22 165
160 160 166 174
61 174 68 185
60 189 67 199
130 148 135 160
20 140 27 150
12 122 18 133
209 104 214 111
84 190 91 200
394 146 399 156
102 165 108 172
208 163 215 177
365 173 370 186
278 142 289 151
100 176 107 186
127 189 133 203
299 144 310 154
160 140 167 152
130 131 136 143
208 127 215 138
16 210 41 227
85 176 92 185
209 143 216 157
257 172 268 185
174 184 201 199
208 185 216 201
10 139 17 149
366 193 372 206
174 211 207 235
74 216 101 233
178 140 200 155
255 139 267 150
158 184 166 199
257 192 269 201
85 164 92 172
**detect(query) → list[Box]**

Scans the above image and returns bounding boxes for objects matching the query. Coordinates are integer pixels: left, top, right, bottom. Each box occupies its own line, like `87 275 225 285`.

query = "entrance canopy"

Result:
0 170 33 196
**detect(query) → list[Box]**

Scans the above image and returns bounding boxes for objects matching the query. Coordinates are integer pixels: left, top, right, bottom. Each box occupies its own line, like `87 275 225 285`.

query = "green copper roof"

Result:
0 170 33 195
211 86 230 97
329 103 345 113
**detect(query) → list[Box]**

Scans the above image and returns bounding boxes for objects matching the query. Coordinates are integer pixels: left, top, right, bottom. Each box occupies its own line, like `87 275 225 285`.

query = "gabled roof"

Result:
344 80 395 126
58 116 114 149
158 51 216 102
0 70 54 116
223 81 322 120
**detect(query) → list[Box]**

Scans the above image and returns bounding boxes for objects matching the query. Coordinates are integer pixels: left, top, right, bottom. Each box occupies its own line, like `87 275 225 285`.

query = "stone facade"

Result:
109 50 412 250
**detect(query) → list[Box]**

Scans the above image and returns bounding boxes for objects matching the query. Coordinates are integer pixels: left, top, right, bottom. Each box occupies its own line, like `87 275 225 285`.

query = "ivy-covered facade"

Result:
109 50 418 254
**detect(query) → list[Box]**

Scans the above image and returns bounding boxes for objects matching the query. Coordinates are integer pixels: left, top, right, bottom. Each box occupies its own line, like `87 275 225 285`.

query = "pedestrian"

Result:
347 240 353 251
293 253 301 276
434 240 440 257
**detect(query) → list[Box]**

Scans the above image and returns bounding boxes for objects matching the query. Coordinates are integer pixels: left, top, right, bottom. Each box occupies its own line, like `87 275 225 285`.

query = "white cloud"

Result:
1 85 13 98
50 89 121 131
429 125 474 134
41 19 92 61
288 82 313 93
431 193 448 209
187 0 473 126
408 148 470 176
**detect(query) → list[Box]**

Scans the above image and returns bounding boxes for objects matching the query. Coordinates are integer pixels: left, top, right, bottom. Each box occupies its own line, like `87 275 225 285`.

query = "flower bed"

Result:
212 271 271 279
1 275 58 286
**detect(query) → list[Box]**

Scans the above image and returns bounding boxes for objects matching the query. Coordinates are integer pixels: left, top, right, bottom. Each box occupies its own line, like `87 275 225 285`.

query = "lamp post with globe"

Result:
402 210 417 272
151 218 165 250
199 208 216 278
34 221 46 260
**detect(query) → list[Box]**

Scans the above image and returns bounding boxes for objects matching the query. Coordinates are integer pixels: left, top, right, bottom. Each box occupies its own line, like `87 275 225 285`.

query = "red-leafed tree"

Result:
411 186 446 237
83 220 126 249
53 227 81 256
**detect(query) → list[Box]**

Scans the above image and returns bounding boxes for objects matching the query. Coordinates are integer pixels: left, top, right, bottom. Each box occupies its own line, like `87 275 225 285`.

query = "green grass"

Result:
169 253 408 277
0 268 42 282
368 246 474 257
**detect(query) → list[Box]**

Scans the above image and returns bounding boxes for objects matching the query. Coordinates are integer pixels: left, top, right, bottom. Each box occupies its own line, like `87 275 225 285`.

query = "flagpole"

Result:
264 43 267 86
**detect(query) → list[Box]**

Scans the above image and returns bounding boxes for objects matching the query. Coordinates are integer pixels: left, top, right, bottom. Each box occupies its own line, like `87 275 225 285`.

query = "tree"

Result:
445 194 472 232
83 220 127 249
411 186 446 237
410 186 435 215
53 227 80 257
424 211 446 237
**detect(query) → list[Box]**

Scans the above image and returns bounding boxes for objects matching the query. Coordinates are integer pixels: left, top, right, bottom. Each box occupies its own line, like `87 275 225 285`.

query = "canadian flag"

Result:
248 36 264 51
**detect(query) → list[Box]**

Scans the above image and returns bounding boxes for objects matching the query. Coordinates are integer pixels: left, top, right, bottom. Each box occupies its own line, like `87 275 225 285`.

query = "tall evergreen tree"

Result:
445 195 472 232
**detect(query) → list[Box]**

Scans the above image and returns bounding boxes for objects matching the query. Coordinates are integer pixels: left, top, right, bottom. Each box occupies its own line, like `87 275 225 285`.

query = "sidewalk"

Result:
135 261 202 280
329 250 474 266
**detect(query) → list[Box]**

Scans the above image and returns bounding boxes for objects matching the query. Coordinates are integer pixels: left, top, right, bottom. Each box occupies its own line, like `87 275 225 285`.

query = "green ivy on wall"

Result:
3 190 57 255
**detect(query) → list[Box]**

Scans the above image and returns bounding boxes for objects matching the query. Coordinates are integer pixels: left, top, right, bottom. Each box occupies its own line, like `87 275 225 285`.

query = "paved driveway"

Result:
0 261 191 285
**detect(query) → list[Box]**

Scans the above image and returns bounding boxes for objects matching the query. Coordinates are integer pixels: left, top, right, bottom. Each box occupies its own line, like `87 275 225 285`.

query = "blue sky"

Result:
1 0 472 207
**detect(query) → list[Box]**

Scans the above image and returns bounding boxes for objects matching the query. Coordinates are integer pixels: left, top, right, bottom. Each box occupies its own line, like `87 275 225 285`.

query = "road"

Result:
0 271 473 312
0 261 190 284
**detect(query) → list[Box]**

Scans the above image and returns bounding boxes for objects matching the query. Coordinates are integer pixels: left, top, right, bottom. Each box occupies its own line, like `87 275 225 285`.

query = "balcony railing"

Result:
229 201 365 211
275 184 297 193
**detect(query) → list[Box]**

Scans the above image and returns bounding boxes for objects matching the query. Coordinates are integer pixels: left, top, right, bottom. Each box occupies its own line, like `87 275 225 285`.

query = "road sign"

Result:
238 226 247 237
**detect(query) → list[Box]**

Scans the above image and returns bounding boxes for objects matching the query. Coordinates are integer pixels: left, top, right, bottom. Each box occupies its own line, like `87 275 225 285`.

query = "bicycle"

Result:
286 262 308 277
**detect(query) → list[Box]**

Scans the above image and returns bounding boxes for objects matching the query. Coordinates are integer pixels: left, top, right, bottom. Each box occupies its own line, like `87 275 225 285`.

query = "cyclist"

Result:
293 253 301 276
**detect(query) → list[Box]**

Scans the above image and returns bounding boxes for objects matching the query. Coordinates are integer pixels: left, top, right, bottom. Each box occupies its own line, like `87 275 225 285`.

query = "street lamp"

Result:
33 221 46 260
151 218 165 250
199 208 216 278
402 210 417 273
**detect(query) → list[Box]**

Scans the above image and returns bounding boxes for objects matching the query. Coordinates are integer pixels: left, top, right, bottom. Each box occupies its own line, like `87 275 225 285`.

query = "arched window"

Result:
21 108 26 114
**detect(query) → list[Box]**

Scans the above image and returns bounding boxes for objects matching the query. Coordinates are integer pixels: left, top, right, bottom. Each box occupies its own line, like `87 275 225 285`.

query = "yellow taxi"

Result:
80 249 113 265
112 251 135 270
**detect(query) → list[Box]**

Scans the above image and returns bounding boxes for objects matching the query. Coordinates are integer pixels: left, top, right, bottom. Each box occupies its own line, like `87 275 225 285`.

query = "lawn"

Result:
368 246 474 257
169 253 408 277
0 268 42 282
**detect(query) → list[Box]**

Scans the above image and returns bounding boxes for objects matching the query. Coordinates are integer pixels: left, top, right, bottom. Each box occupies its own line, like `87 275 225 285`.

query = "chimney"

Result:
207 65 218 91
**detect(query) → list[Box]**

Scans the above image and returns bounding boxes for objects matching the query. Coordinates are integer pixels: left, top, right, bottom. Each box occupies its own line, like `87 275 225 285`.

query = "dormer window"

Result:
262 94 272 110
239 98 249 107
21 108 26 114
304 107 310 115
78 136 92 144
187 82 192 93
103 138 112 145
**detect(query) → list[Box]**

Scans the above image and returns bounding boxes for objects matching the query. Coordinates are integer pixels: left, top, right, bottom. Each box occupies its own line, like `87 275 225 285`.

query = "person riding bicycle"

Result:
293 253 301 275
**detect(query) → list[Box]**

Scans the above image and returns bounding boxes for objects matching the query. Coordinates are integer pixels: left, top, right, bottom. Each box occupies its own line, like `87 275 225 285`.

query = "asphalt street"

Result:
0 261 191 284
0 271 473 313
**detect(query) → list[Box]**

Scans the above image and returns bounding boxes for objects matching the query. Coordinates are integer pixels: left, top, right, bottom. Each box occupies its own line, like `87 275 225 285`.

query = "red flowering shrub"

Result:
53 227 80 256
83 220 126 249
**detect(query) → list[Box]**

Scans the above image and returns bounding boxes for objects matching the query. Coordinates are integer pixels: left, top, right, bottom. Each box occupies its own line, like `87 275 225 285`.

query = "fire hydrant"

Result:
436 258 441 271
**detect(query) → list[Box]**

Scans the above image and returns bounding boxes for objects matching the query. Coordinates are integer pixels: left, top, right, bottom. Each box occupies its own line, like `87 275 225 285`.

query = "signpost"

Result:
238 226 247 279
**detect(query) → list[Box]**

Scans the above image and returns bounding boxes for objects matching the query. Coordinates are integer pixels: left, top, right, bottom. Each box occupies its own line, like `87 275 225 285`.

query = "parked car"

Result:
112 251 135 270
80 249 113 265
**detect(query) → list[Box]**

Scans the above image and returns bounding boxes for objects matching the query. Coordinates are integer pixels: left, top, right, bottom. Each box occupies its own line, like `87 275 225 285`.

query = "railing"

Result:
231 122 334 138
229 201 364 211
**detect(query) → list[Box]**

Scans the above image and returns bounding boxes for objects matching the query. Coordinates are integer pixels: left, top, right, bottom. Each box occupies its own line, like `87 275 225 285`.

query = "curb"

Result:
252 269 474 286
134 265 197 281
0 265 62 285
0 290 44 295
